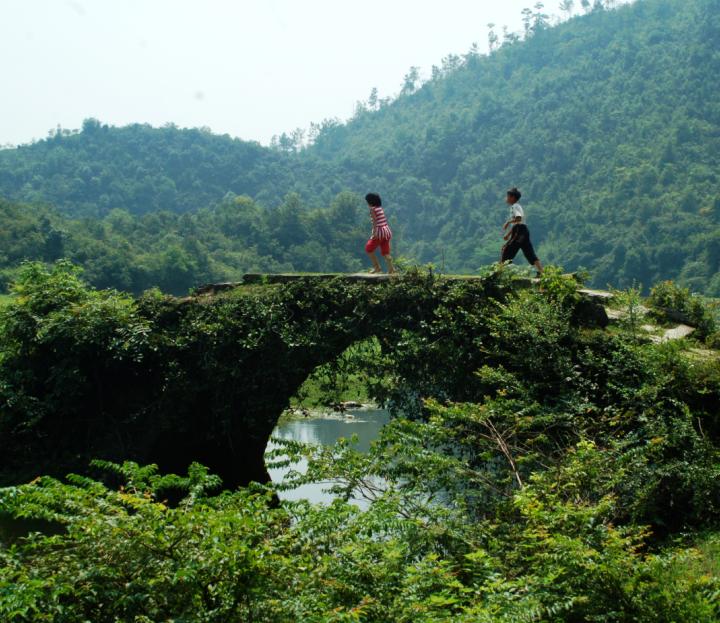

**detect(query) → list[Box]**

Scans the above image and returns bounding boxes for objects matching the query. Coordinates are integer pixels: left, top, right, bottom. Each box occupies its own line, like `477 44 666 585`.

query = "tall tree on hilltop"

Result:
502 25 521 45
368 87 379 110
533 2 550 31
487 23 499 51
559 0 575 18
522 7 533 37
401 66 420 95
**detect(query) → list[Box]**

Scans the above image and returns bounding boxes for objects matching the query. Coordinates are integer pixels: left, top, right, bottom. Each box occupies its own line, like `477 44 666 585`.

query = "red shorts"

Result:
365 237 391 256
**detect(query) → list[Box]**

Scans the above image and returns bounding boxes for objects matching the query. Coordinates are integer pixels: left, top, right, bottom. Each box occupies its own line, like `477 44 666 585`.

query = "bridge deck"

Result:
195 272 542 295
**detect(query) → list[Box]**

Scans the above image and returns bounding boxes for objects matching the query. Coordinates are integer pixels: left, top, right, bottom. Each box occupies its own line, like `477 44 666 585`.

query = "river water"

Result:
0 408 389 543
265 408 390 504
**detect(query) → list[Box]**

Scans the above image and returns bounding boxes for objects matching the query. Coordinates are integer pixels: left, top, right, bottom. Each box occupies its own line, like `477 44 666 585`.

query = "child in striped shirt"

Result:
365 193 395 274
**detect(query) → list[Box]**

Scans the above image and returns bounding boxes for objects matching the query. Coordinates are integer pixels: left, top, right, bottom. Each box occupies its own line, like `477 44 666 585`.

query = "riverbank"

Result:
289 339 381 410
279 401 378 425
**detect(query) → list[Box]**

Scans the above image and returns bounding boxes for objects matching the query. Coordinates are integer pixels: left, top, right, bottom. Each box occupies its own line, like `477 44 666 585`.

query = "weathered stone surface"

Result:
340 401 363 409
197 272 543 295
605 304 649 323
197 273 402 294
648 324 696 343
578 288 614 301
664 324 696 341
241 273 397 286
194 282 242 295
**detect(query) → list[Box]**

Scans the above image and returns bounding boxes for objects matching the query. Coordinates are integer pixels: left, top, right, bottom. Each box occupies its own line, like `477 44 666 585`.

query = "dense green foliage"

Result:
1 456 718 621
0 266 719 621
0 120 299 216
0 194 368 295
1 0 719 293
0 261 512 488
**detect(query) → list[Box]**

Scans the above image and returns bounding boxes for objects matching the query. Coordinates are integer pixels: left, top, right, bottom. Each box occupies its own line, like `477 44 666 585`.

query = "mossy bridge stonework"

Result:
0 272 608 489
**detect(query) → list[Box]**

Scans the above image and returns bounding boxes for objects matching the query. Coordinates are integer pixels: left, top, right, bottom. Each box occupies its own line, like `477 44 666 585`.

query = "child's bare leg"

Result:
534 260 543 275
384 255 396 274
367 251 382 273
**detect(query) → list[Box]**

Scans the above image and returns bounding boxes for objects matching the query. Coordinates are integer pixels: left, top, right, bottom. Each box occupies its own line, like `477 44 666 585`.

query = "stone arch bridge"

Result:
0 272 608 489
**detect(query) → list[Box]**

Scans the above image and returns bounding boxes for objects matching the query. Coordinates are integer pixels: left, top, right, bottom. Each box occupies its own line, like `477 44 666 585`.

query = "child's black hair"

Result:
365 193 382 207
507 187 522 201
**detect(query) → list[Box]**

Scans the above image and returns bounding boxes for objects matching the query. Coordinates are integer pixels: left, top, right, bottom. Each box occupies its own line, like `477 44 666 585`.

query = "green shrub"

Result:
1 453 718 622
648 281 718 339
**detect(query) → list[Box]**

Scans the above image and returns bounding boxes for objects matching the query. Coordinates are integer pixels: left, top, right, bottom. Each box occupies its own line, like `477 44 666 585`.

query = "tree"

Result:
487 23 499 51
401 66 421 95
559 0 575 18
268 193 309 248
0 0 718 296
532 2 550 31
521 7 534 36
441 54 461 73
272 130 304 153
465 41 480 60
81 117 102 134
291 127 305 150
368 87 379 110
502 25 521 45
308 121 321 144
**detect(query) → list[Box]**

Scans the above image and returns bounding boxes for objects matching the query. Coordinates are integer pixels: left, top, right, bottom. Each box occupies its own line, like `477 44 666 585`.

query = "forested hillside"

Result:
1 0 719 293
0 195 366 294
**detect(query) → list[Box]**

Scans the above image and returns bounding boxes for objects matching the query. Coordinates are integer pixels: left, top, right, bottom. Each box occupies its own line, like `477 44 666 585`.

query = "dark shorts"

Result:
501 224 538 265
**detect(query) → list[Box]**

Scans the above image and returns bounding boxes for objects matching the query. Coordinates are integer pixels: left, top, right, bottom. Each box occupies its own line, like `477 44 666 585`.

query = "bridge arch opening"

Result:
264 338 391 503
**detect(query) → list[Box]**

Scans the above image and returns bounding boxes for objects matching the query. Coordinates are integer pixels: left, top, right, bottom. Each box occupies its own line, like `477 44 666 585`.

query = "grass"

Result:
695 534 720 579
658 532 720 589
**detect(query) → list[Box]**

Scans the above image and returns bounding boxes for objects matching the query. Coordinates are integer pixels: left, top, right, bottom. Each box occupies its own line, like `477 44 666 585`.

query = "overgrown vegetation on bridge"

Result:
0 261 520 488
0 262 718 620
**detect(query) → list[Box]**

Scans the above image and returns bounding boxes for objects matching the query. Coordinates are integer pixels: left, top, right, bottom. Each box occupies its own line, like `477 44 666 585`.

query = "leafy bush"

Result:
1 448 718 622
648 280 718 340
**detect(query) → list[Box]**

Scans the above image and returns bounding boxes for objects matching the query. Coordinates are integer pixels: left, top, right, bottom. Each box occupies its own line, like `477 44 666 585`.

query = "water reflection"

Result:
266 408 389 505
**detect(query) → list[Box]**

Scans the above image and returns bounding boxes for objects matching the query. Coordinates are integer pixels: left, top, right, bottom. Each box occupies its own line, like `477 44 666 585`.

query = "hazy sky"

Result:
2 0 567 147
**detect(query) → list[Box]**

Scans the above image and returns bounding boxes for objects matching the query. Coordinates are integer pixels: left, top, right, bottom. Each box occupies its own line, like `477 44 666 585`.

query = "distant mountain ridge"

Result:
1 0 719 293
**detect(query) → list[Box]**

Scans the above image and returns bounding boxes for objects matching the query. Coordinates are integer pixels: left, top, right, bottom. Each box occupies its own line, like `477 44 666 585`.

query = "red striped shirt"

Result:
371 206 392 241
